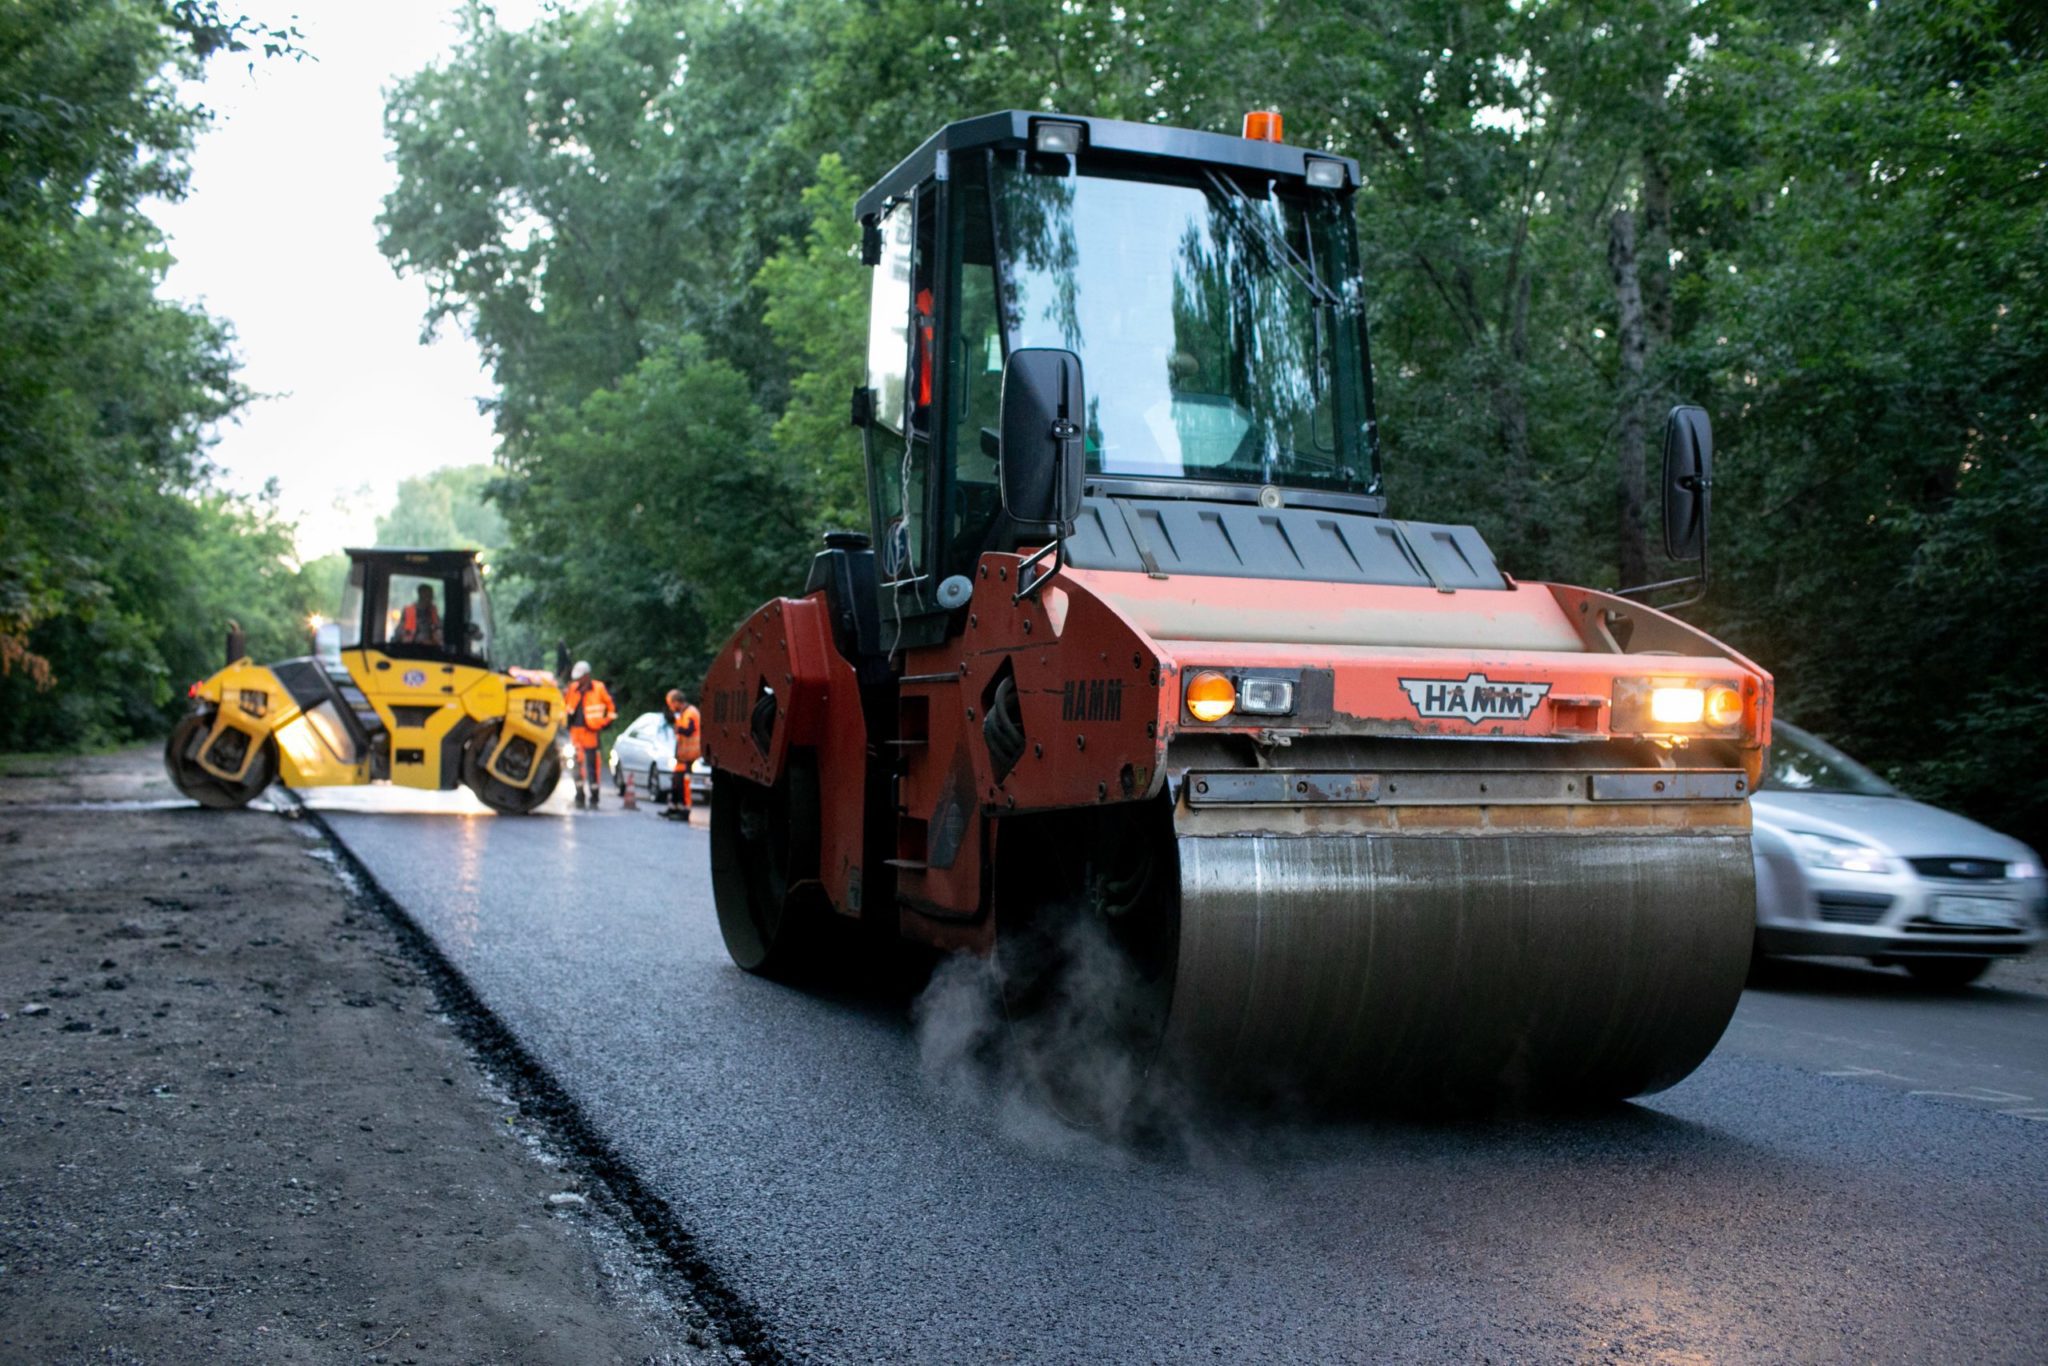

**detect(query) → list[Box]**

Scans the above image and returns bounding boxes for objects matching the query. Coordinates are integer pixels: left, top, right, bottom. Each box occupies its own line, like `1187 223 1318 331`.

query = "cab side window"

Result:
944 153 1006 581
865 194 930 584
866 201 911 437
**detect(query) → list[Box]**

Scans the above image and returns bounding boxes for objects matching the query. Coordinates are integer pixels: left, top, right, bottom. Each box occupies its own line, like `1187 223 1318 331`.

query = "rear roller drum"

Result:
164 712 274 810
711 754 824 977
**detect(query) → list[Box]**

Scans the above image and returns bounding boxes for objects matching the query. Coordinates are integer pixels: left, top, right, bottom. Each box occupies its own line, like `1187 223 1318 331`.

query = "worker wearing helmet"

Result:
662 688 702 822
562 661 616 810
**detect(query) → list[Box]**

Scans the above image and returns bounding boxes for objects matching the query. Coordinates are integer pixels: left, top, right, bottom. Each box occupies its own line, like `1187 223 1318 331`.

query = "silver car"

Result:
606 711 711 804
1752 721 2045 985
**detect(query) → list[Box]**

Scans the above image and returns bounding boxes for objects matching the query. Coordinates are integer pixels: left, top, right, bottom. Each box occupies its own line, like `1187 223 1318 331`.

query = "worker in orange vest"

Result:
396 584 442 647
661 688 702 822
562 660 616 810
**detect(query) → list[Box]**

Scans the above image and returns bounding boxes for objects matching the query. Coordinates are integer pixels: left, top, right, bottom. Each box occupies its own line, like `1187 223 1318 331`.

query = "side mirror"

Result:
1662 405 1713 561
999 348 1086 537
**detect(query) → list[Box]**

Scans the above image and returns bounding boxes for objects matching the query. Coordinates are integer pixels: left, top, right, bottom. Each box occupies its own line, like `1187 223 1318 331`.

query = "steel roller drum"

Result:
1161 830 1756 1109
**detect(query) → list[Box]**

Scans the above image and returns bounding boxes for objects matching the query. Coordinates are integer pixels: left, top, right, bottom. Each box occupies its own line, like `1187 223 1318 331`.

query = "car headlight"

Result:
1788 830 1896 874
2010 857 2042 880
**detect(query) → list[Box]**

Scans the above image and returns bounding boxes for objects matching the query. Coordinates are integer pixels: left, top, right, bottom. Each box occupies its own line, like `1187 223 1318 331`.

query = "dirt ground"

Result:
0 748 716 1364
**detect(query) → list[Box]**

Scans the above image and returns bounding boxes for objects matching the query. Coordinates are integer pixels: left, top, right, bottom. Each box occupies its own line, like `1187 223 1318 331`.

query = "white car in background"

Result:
606 711 710 803
1752 721 2045 986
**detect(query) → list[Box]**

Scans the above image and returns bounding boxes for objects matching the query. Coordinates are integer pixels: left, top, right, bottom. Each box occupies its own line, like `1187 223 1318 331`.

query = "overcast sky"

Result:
155 0 546 559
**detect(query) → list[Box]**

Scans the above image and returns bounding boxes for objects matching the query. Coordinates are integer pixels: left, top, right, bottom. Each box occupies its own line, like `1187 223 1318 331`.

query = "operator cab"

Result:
850 112 1514 651
337 548 496 669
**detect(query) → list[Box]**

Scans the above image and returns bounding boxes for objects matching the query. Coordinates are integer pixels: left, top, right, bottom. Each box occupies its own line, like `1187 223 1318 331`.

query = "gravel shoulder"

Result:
0 748 711 1364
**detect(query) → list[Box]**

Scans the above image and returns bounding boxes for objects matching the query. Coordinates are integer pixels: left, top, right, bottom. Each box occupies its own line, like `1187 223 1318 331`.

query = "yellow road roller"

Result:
166 548 563 815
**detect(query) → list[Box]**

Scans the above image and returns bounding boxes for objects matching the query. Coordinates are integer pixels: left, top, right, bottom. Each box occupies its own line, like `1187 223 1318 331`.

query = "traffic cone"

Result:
621 770 639 811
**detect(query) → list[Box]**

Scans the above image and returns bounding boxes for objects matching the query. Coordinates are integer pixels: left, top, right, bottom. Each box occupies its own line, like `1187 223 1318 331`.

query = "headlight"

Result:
238 688 269 718
1614 677 1746 735
1183 671 1298 722
2010 857 2042 880
1185 670 1236 723
1650 687 1704 724
1236 676 1295 716
1789 830 1896 874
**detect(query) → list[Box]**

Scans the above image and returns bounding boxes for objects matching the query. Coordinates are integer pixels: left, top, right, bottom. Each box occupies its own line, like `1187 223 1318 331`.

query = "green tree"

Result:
374 464 508 548
0 0 307 750
1679 0 2048 843
754 154 868 534
380 0 2048 850
497 339 813 705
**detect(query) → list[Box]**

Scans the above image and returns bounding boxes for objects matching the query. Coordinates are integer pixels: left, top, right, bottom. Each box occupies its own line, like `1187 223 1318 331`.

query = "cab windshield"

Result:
991 158 1375 494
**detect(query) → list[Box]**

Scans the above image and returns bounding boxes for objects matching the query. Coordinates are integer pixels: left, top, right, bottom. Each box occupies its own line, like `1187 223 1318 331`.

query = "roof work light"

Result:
1305 157 1347 189
1033 120 1084 155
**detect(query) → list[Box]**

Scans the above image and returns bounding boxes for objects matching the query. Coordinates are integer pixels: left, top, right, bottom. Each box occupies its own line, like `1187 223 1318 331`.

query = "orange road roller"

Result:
702 112 1771 1112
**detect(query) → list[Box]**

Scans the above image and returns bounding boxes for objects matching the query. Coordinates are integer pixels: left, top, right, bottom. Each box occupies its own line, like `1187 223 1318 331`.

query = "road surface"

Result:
311 789 2048 1362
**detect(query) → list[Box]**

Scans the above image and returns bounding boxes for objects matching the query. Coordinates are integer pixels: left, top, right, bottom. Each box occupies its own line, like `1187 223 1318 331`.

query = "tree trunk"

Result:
1609 208 1650 589
1493 271 1539 553
1641 143 1674 348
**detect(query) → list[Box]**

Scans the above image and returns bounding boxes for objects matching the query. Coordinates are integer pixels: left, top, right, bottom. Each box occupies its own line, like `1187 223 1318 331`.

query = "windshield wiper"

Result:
1202 168 1343 310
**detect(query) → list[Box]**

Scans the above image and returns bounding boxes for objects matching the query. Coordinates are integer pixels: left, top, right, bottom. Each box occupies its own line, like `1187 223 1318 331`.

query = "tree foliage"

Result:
379 0 2048 847
0 1 309 751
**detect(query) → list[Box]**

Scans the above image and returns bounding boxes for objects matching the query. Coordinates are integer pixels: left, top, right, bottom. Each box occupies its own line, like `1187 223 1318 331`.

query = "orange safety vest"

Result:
400 601 441 644
672 703 702 769
564 678 616 748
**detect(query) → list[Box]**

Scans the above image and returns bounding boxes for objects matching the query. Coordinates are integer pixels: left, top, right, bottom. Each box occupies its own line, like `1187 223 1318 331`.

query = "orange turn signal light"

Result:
1704 685 1743 729
1243 108 1283 143
1186 670 1237 723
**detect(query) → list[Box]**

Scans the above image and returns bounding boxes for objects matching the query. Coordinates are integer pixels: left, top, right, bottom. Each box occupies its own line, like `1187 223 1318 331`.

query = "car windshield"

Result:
990 159 1374 494
1764 722 1898 797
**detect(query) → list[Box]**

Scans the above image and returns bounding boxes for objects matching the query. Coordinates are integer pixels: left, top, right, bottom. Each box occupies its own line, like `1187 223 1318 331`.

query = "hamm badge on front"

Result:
1400 672 1551 724
403 669 427 688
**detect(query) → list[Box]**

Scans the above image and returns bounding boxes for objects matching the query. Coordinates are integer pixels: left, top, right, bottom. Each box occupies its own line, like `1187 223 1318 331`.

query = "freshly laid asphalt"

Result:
314 790 2048 1363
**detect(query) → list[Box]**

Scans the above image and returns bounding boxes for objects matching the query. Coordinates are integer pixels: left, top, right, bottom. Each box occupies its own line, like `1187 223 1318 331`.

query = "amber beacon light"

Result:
1242 108 1283 142
1186 670 1238 722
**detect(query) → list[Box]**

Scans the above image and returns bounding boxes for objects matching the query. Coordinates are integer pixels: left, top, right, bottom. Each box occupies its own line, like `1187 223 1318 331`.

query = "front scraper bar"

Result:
1183 768 1750 806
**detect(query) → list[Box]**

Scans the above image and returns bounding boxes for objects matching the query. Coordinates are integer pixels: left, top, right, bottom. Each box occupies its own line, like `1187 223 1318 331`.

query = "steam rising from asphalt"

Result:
911 907 1199 1156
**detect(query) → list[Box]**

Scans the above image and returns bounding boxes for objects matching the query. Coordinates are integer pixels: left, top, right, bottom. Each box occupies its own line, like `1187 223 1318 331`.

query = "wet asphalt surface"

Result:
314 791 2048 1363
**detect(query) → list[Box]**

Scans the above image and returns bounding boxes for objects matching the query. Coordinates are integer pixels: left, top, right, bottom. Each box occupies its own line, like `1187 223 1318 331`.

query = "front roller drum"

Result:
1165 831 1756 1109
462 721 561 815
164 712 275 810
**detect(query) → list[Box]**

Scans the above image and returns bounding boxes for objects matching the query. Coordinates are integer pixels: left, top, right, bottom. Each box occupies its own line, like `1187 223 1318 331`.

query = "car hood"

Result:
1751 791 2035 861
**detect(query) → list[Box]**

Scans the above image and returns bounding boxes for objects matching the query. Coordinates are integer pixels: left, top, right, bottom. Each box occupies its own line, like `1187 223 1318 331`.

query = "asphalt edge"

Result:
292 799 786 1364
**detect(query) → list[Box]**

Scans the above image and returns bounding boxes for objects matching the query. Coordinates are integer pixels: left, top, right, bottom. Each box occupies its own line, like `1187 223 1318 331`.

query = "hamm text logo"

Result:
1399 673 1550 724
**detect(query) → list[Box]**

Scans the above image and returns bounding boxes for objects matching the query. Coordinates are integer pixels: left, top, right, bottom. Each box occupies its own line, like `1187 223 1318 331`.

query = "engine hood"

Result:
1751 791 2037 862
1060 565 1589 654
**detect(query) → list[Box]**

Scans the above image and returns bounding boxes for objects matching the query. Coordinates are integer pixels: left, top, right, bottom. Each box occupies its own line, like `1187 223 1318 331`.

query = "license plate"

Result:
1930 895 2023 929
